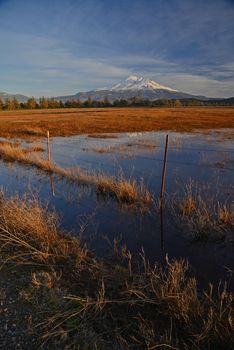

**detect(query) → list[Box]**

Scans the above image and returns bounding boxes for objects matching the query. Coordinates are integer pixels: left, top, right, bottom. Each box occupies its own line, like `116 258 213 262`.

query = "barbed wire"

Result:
50 149 179 180
49 146 234 172
47 136 234 154
86 137 234 154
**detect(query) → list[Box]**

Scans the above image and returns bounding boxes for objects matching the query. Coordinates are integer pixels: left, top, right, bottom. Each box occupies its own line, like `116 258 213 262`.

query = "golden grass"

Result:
85 137 160 158
0 142 152 207
83 139 159 156
87 133 119 139
96 175 151 205
0 192 233 349
173 181 234 239
25 145 45 153
0 107 234 139
131 139 159 149
218 204 234 228
0 190 87 265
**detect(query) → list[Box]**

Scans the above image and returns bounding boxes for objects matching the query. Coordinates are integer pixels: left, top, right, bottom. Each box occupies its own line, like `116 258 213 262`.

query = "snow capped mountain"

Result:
56 75 210 102
110 75 177 92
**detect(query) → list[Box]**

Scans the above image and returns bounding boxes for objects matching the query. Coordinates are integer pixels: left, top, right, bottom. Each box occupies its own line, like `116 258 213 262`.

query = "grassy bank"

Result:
0 141 152 207
0 191 233 349
0 107 234 139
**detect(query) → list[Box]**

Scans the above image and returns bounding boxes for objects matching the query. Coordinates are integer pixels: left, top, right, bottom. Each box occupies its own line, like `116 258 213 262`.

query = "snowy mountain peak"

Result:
126 75 143 81
110 75 177 92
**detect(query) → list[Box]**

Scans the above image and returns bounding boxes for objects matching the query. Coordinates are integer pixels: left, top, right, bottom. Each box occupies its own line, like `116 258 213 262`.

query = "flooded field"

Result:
0 129 233 288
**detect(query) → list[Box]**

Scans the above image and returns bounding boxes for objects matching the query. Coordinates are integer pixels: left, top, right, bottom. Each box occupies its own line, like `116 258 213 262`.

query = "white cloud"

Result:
0 32 233 97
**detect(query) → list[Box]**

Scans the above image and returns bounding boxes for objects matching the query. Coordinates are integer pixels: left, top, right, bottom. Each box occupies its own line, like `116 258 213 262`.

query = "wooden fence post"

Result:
47 130 51 162
159 134 169 207
159 135 169 250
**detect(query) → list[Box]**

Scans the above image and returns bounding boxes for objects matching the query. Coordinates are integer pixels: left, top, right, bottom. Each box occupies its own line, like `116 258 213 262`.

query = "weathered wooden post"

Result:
47 131 55 196
47 130 51 162
159 134 169 250
160 134 169 207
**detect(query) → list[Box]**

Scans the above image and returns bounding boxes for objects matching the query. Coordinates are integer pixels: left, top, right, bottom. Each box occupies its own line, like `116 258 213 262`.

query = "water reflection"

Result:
0 130 233 288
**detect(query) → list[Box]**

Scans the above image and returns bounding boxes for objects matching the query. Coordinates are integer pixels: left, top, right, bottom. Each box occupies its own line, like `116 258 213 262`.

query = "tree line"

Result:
0 96 233 110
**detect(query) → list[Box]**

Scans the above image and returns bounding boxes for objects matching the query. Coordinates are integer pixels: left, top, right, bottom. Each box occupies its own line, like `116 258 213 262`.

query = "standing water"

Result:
0 130 233 288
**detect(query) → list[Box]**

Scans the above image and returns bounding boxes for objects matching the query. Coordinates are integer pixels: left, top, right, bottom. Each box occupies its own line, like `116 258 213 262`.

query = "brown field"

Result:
0 107 234 139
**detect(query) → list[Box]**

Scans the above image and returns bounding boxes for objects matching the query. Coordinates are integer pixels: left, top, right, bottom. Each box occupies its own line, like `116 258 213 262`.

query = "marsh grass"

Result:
0 191 233 349
87 133 119 139
218 204 234 228
35 263 234 349
172 181 234 240
0 141 152 207
0 190 88 265
63 168 152 207
83 140 159 159
25 144 45 153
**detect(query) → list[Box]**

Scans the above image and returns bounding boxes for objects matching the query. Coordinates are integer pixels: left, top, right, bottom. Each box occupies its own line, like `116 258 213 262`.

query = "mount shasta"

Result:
57 75 208 102
0 75 221 102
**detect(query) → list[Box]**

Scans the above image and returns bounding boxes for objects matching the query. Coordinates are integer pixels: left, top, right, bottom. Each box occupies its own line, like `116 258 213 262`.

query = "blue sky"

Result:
0 0 233 97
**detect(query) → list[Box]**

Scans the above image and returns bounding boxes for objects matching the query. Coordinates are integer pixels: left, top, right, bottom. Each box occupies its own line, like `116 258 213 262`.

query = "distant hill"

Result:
0 92 28 103
56 75 211 102
217 97 234 105
1 76 233 106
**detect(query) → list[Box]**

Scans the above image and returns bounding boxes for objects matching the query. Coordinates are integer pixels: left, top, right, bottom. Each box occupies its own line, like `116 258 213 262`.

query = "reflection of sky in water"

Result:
0 130 233 288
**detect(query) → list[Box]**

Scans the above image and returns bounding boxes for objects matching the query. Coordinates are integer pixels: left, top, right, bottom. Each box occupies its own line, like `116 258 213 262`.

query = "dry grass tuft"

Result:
0 190 88 265
87 133 119 139
84 139 159 156
178 195 196 216
218 204 234 228
96 175 151 205
24 145 45 153
32 270 62 289
173 181 234 240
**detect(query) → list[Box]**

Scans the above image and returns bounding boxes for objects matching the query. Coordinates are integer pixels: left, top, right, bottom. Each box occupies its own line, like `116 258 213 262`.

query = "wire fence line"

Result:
1 135 232 199
50 149 172 180
86 138 234 154
38 145 234 200
48 137 234 154
46 144 234 172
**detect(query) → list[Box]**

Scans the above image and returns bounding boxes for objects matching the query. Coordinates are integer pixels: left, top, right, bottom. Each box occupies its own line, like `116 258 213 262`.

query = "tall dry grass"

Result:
36 253 234 349
0 141 152 207
0 191 233 349
0 190 88 265
172 180 234 240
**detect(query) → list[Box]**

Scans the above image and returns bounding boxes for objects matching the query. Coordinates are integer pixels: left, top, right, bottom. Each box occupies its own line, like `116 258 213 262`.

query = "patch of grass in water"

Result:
0 141 152 209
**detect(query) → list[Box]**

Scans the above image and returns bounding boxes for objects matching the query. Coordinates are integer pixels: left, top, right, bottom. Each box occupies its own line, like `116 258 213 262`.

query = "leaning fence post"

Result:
159 135 169 250
47 130 51 162
160 134 169 206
